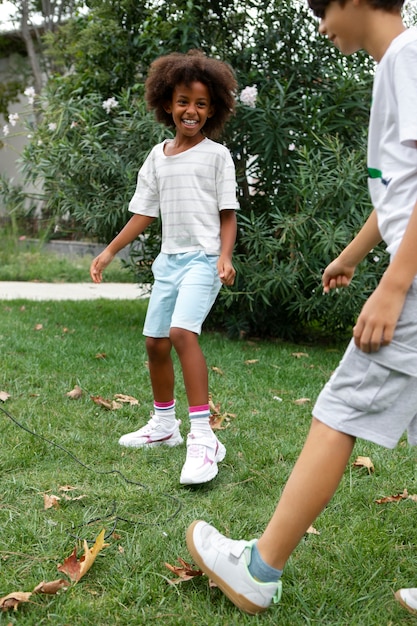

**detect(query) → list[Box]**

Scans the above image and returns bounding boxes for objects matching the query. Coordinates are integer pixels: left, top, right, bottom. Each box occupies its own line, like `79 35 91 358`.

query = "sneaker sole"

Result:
186 520 267 615
119 434 183 448
394 590 417 616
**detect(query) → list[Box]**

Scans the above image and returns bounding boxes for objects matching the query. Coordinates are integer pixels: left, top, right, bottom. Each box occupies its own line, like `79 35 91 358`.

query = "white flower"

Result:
8 112 19 126
24 86 36 105
70 121 78 128
102 97 119 113
288 143 296 151
239 85 258 108
48 122 57 131
3 124 9 136
373 255 380 263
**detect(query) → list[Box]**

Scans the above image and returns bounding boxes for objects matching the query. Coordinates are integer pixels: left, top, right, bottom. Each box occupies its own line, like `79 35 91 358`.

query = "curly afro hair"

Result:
145 49 237 139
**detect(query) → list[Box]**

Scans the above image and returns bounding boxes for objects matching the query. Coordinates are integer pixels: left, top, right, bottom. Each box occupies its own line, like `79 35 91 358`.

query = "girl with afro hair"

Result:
90 49 239 486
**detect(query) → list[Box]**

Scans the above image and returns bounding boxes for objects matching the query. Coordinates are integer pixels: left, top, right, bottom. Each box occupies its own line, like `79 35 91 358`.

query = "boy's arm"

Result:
90 214 155 283
322 209 381 293
354 198 417 353
218 209 237 286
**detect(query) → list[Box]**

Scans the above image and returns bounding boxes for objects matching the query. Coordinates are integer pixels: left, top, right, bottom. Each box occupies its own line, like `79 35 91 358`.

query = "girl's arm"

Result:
218 209 237 286
90 214 155 283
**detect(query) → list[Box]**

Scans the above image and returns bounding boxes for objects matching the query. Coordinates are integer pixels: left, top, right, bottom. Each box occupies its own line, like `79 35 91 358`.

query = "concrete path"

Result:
0 281 149 301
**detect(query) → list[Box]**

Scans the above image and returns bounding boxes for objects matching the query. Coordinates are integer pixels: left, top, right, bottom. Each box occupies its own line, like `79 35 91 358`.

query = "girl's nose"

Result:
318 19 327 35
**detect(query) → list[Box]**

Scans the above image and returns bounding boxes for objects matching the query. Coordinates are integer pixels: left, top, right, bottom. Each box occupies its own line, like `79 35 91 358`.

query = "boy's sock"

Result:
189 404 212 437
248 541 283 583
154 400 176 429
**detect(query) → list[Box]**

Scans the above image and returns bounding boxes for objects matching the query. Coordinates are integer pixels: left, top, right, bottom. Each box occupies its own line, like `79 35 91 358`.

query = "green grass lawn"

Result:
0 229 134 283
1 297 416 625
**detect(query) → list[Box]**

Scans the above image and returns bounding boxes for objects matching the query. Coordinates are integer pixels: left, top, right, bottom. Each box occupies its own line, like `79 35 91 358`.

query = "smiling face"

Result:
164 81 214 142
318 0 364 55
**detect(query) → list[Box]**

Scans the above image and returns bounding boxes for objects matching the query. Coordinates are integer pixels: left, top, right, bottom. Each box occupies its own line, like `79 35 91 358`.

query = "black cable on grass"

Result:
0 403 182 542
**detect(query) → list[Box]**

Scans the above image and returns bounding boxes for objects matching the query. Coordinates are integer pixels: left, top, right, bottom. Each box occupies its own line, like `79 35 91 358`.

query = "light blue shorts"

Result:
143 251 221 337
313 282 417 448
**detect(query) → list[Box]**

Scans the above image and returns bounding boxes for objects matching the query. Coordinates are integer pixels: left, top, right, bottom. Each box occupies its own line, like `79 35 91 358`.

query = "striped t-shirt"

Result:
128 137 239 255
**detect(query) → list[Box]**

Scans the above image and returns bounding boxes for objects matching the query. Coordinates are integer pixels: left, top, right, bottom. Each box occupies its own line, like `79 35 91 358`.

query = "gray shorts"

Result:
313 282 417 448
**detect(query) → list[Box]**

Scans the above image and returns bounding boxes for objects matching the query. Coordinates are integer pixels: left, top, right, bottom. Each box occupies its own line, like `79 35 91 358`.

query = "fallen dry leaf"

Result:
91 396 122 410
43 494 61 510
0 390 11 402
114 394 139 405
34 323 43 331
244 359 259 365
32 579 70 595
95 353 106 359
0 591 32 611
164 558 204 584
294 398 310 405
306 525 320 535
375 489 409 504
57 529 108 582
210 366 224 375
291 352 309 358
66 385 83 399
353 456 374 474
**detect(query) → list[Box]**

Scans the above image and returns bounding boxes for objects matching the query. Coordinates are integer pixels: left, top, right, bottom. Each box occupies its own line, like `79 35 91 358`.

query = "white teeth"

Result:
183 119 197 126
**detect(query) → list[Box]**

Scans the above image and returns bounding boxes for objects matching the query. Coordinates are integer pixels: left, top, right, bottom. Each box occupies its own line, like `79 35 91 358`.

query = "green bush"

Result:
1 0 395 336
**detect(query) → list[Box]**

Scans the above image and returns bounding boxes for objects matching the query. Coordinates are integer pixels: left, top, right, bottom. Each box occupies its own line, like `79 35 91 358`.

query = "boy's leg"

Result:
257 418 355 569
186 419 355 613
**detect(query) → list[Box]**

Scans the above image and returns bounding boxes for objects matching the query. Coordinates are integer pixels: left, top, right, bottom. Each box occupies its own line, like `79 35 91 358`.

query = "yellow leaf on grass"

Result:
292 352 309 358
0 591 32 611
57 529 108 582
43 493 61 510
66 385 83 399
114 394 139 405
0 390 11 402
353 456 375 473
294 398 310 405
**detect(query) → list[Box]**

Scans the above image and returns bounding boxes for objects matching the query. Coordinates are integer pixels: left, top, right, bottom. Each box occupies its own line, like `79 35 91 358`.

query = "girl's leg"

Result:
257 417 355 570
146 336 175 402
169 328 208 406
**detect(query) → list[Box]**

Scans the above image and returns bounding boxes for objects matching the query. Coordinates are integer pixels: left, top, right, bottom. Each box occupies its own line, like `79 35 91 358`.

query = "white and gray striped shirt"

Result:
129 137 239 255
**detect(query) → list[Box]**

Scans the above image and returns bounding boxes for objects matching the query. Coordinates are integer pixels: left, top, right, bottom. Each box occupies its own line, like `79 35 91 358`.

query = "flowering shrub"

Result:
0 0 395 336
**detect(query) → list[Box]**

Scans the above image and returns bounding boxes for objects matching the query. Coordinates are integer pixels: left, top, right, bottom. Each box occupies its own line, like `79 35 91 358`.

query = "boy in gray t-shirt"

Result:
185 0 417 617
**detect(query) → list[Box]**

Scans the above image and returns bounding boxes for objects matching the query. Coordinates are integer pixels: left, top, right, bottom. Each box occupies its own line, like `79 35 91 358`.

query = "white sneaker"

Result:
186 520 282 615
118 415 183 448
179 433 226 485
395 588 417 615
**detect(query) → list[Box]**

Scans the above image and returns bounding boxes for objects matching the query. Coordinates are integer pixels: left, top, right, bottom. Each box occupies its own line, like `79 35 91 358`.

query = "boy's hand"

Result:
353 284 406 353
218 257 236 286
90 249 115 284
322 257 355 293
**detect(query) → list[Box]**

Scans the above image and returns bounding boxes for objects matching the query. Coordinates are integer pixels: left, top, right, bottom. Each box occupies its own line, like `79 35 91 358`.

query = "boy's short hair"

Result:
308 0 405 18
145 49 237 139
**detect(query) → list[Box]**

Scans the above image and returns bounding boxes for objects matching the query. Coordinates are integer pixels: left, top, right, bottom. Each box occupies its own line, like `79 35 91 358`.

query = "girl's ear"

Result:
163 102 172 114
207 104 215 118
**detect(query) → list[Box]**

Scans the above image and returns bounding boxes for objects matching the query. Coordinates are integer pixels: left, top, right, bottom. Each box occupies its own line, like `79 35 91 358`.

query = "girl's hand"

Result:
90 249 115 284
218 257 236 286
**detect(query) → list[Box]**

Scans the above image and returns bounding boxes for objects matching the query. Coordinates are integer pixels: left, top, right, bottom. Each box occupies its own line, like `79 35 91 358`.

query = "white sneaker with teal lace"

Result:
186 520 282 614
118 415 183 448
179 433 226 485
395 588 417 615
